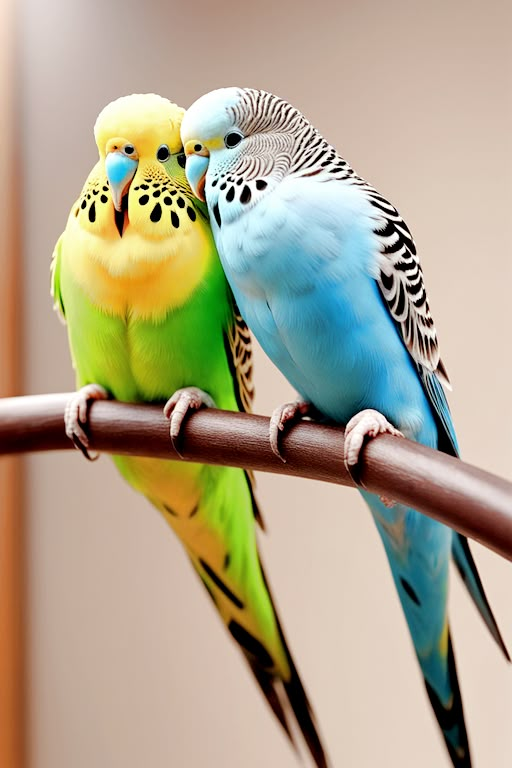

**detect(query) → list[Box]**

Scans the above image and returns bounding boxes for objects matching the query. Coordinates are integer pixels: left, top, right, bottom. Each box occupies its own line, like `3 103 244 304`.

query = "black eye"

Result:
177 153 186 168
156 144 170 162
124 144 135 155
224 131 243 149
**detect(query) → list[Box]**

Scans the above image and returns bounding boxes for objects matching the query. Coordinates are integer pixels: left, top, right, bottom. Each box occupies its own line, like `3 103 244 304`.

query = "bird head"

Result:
181 87 245 202
181 87 317 207
93 94 186 235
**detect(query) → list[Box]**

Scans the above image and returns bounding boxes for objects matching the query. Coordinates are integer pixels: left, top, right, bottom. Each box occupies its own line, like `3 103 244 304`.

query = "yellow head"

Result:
66 93 215 316
95 94 184 216
94 93 185 161
70 93 209 262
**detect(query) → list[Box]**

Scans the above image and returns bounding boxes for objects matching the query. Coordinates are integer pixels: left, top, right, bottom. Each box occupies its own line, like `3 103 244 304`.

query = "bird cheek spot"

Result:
150 203 162 223
240 185 252 204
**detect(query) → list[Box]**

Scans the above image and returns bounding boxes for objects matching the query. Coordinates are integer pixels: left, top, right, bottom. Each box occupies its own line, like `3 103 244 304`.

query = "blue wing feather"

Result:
418 366 459 456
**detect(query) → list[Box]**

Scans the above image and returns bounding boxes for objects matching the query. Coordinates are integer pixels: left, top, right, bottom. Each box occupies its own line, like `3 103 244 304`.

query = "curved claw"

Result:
345 459 363 489
163 387 215 456
269 398 313 463
344 408 404 503
71 433 100 462
64 384 109 461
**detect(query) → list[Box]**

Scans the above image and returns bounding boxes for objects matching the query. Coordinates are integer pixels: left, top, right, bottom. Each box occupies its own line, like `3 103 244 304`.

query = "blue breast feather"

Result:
215 176 439 448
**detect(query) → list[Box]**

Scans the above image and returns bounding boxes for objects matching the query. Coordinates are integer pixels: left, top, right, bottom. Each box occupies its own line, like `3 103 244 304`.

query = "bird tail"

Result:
197 564 329 767
282 655 330 768
247 652 329 768
232 562 330 768
365 493 472 768
423 625 471 768
421 368 509 657
451 533 510 660
182 469 330 768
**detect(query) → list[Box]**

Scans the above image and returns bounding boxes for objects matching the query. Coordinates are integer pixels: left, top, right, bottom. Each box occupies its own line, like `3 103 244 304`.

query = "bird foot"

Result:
64 384 109 461
344 409 403 504
163 387 216 455
269 397 314 462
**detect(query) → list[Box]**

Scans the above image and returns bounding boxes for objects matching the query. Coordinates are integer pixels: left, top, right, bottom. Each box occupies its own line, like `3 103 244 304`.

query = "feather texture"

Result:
53 93 329 767
182 86 509 768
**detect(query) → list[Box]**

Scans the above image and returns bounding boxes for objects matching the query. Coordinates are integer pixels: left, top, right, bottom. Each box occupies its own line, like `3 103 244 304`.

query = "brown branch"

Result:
1 393 512 562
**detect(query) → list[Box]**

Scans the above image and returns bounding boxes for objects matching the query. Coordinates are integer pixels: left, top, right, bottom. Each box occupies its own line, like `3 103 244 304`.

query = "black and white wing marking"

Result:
368 193 511 661
223 296 264 527
367 190 450 388
224 297 255 414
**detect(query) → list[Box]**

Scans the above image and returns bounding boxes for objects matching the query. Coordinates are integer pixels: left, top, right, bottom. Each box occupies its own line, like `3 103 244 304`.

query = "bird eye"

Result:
156 144 170 162
124 144 135 155
224 131 243 149
177 152 186 169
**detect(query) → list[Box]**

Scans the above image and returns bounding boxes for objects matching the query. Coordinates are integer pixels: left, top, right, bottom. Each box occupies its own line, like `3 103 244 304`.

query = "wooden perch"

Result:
1 393 512 562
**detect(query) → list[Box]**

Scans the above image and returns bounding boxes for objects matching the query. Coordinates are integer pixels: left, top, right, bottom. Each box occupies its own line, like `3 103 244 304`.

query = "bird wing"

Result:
222 291 266 526
224 293 255 414
365 188 509 660
366 189 450 388
50 234 66 320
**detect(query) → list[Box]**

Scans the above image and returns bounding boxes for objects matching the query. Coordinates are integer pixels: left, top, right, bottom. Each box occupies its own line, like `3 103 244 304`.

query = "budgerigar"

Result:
51 93 329 767
181 87 509 767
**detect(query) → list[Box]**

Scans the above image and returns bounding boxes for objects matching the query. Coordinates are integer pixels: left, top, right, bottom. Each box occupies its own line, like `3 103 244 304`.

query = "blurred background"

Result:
1 0 511 766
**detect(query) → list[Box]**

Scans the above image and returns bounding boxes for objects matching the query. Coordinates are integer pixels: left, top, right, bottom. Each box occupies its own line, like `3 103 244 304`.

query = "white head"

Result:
181 87 246 200
181 87 325 205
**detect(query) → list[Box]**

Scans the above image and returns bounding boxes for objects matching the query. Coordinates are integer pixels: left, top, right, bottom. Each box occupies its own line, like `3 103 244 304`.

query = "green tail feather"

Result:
240 630 329 768
283 657 329 768
257 565 330 768
249 661 296 743
193 489 329 766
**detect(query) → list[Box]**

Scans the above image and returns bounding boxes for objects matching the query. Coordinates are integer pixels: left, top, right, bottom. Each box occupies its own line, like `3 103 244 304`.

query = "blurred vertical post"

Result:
0 0 25 766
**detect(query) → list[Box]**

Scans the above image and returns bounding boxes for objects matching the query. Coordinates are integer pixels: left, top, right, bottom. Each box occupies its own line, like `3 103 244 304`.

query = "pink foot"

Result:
269 398 314 462
344 409 403 505
64 384 109 460
164 387 215 453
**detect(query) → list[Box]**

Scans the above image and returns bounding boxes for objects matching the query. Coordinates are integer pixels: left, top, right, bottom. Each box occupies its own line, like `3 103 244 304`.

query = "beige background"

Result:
18 1 512 766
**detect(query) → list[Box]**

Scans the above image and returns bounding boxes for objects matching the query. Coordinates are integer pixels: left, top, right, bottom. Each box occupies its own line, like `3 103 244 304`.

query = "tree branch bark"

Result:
1 393 512 563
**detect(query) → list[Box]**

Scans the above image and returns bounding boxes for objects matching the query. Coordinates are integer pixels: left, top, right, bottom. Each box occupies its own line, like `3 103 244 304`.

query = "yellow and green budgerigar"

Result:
51 93 329 767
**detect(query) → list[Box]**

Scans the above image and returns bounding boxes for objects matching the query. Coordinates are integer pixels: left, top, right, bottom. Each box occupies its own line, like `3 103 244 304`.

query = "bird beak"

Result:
184 140 210 202
105 150 138 211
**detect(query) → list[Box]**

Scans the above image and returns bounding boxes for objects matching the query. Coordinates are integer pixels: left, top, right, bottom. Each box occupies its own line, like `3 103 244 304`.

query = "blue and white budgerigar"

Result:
181 87 509 767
